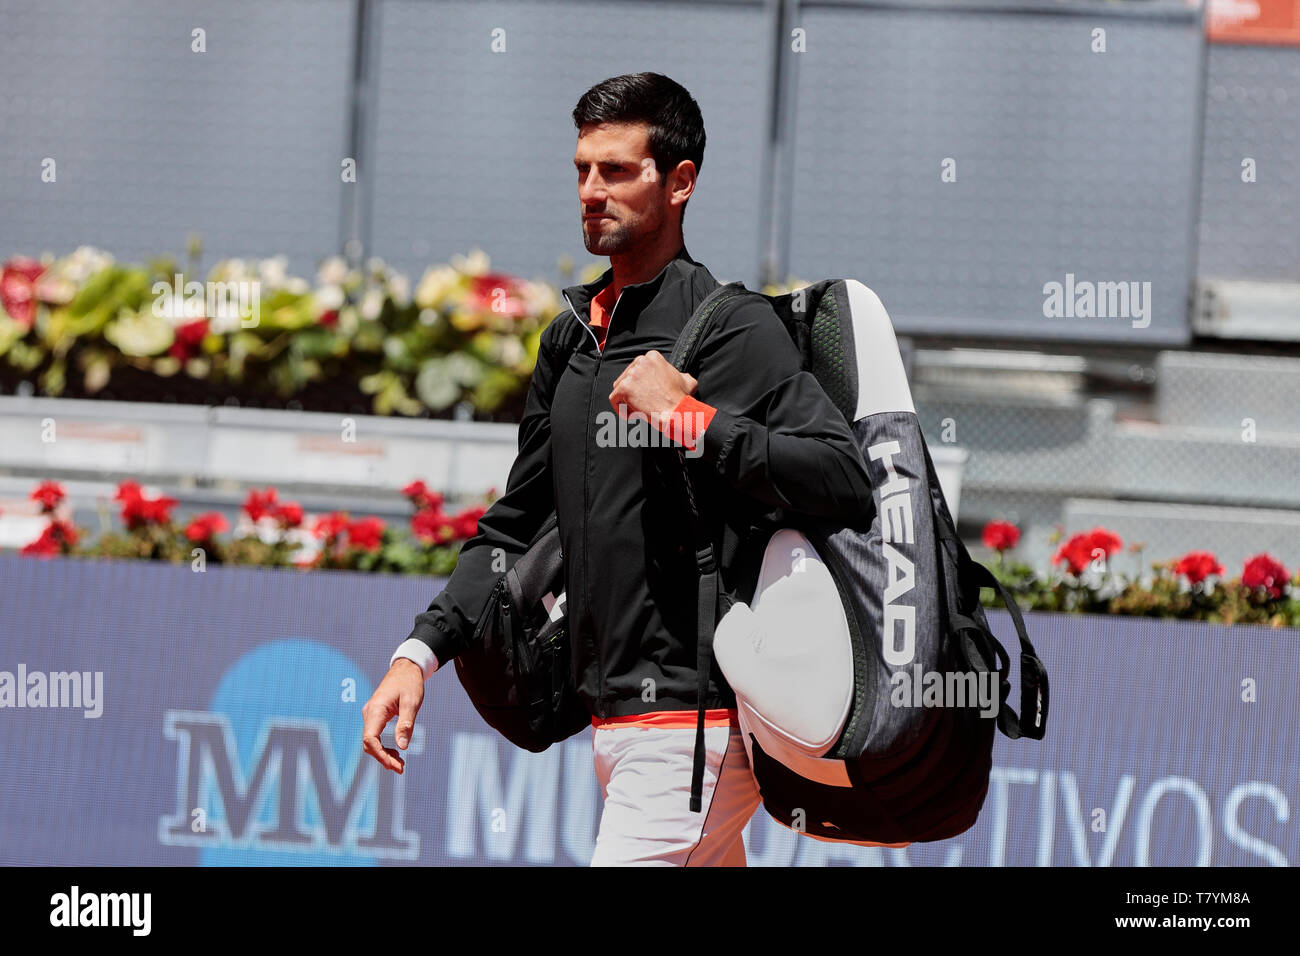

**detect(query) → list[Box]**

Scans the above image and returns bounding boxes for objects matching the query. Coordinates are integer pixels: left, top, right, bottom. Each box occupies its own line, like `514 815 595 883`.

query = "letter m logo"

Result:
158 710 419 859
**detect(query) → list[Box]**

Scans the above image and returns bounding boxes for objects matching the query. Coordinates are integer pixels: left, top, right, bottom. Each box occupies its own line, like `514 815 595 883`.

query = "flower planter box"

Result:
0 360 529 423
0 394 520 499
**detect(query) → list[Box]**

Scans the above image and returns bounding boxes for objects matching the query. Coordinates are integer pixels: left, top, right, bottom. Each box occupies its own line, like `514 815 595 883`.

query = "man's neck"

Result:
605 231 685 300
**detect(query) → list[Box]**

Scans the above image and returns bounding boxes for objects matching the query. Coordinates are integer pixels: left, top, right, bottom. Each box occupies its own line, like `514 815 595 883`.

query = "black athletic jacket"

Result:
402 244 873 718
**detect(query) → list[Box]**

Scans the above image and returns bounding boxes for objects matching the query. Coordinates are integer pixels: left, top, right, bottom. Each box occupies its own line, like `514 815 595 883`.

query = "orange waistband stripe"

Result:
592 708 739 730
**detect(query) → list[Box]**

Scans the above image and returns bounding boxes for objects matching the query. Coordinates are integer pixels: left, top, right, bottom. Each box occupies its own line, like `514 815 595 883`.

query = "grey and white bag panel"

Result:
710 279 1047 846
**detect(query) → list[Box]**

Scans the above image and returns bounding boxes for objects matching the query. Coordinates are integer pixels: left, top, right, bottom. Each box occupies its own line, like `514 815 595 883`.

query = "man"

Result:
362 72 873 865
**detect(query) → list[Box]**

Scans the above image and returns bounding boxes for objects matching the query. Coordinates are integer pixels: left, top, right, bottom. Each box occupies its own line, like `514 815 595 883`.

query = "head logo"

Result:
868 439 917 668
157 639 421 864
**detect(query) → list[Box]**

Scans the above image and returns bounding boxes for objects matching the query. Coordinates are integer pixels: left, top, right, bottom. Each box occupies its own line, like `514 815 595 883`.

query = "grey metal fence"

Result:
1 0 1296 340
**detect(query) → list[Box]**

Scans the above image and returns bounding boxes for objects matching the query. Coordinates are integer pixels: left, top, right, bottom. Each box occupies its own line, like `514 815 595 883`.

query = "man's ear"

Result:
671 160 697 205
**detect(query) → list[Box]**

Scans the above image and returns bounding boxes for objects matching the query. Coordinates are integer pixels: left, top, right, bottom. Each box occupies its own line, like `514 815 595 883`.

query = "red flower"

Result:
184 512 230 543
1088 528 1123 559
1053 527 1122 576
56 518 79 546
127 495 177 528
453 504 487 539
345 516 386 551
167 317 209 362
272 501 303 528
243 487 279 522
1241 553 1289 600
1052 534 1093 575
402 479 444 513
114 480 143 504
468 273 529 318
981 520 1020 552
30 480 66 513
311 511 349 540
1 257 47 329
411 508 454 544
113 480 176 529
20 526 61 557
20 518 78 557
318 309 339 329
1173 550 1224 586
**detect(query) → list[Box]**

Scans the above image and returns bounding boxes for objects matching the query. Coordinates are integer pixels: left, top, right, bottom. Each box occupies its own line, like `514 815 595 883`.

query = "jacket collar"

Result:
562 243 706 319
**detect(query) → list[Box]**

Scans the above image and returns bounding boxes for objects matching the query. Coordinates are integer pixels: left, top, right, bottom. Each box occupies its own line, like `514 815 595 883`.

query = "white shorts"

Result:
590 717 763 866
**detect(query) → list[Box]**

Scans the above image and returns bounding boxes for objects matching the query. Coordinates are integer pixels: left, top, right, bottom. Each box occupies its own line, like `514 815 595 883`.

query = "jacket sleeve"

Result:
398 311 572 669
688 293 873 520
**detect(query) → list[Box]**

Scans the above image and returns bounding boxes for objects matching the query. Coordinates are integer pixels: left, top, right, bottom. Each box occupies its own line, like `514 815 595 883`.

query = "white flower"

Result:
315 285 345 311
414 265 459 310
523 280 560 319
317 256 349 286
387 272 411 307
451 248 490 276
210 258 251 284
360 287 384 321
499 336 525 367
64 246 115 284
257 255 289 289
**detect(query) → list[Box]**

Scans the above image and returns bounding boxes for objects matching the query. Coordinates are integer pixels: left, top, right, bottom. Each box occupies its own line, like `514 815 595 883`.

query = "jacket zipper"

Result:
562 293 602 350
561 289 621 719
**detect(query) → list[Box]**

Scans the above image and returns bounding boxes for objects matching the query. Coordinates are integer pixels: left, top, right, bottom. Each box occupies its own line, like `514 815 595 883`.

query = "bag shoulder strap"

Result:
668 281 750 375
922 443 1050 741
545 309 587 394
516 311 590 550
660 280 751 812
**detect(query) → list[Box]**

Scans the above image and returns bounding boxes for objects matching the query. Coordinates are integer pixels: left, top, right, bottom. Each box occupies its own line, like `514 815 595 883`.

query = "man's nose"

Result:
578 168 606 203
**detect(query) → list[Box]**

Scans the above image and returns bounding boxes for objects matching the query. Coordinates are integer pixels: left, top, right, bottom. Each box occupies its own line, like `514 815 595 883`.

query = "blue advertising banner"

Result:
0 554 1294 866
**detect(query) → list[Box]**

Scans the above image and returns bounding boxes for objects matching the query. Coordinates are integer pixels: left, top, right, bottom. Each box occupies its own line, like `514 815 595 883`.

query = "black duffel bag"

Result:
452 511 590 752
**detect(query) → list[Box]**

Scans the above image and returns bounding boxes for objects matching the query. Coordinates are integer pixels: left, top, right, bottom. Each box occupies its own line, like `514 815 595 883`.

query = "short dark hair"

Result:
572 72 705 225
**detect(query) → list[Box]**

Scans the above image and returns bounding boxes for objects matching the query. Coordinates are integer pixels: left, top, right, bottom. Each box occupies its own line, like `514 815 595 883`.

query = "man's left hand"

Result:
608 350 698 427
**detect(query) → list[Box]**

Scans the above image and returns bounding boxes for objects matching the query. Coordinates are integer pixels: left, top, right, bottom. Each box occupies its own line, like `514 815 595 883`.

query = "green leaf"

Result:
471 366 524 411
414 357 462 411
228 331 263 378
66 266 122 317
292 327 339 361
7 340 45 371
83 354 112 392
104 309 174 357
0 314 27 356
39 357 67 395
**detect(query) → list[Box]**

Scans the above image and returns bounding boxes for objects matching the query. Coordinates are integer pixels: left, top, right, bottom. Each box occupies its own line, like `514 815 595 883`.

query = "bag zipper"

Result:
561 288 622 719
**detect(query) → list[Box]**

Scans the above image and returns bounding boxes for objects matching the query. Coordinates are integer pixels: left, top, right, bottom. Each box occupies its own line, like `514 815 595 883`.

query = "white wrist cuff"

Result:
390 639 439 680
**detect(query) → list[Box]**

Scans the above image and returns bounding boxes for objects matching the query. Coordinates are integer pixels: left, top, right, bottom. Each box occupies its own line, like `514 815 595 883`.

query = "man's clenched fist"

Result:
608 349 698 426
